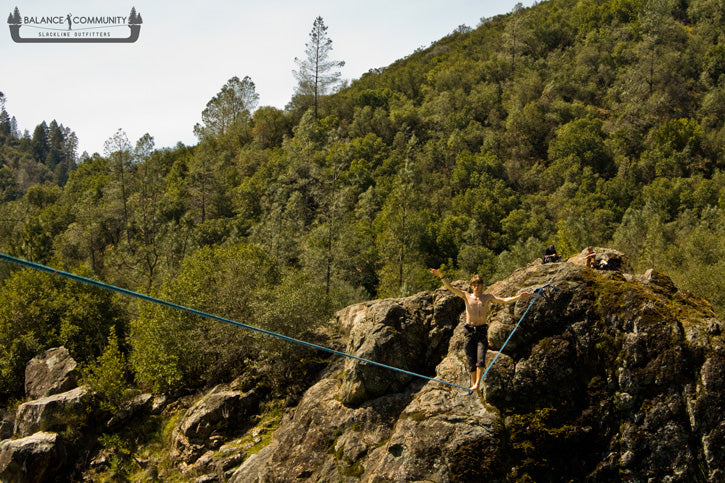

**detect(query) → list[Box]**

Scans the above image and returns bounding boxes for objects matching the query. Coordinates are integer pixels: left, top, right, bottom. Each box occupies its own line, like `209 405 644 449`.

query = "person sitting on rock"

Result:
543 244 561 264
430 268 531 391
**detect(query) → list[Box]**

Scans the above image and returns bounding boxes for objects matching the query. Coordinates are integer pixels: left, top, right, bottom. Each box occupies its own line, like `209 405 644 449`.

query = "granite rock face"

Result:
336 291 463 405
14 386 92 438
171 384 261 467
0 432 64 483
232 253 725 482
24 346 79 400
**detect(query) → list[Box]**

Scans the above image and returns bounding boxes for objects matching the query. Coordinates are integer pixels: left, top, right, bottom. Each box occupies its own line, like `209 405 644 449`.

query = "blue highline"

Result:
0 253 476 391
476 264 564 388
476 287 541 387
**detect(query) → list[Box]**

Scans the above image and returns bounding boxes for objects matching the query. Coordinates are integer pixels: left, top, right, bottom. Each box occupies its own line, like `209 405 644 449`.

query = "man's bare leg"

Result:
469 367 483 391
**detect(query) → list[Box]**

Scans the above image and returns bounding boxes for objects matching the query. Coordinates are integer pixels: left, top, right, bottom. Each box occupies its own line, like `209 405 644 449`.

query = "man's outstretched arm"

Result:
430 268 466 298
491 291 532 304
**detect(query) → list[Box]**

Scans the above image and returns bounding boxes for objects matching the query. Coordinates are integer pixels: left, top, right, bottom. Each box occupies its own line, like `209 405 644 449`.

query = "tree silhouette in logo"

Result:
7 7 21 25
129 7 143 25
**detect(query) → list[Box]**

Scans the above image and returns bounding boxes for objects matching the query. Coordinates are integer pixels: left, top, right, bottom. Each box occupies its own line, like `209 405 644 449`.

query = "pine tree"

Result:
293 16 345 118
0 110 10 140
31 122 49 162
45 120 65 173
10 117 18 139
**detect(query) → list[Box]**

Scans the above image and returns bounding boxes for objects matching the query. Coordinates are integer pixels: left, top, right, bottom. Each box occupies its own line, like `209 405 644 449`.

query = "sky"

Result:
2 0 535 156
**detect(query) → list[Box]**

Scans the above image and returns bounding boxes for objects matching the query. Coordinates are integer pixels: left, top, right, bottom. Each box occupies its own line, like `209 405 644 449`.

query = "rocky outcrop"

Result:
171 385 261 467
14 386 92 437
0 349 90 482
24 346 79 399
232 254 725 482
336 291 462 405
568 246 631 272
3 249 721 482
0 432 64 483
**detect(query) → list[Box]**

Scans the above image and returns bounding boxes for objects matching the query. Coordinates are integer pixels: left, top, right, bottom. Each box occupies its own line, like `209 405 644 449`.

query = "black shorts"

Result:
464 324 488 372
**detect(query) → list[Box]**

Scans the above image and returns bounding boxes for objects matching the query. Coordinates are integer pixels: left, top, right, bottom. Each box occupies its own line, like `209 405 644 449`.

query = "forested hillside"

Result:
1 0 725 407
0 91 78 197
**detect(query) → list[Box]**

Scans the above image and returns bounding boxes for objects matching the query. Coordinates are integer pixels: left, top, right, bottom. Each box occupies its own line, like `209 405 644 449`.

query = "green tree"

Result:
612 200 669 271
194 76 259 139
130 243 333 393
331 186 380 297
548 118 613 177
638 118 711 180
186 142 230 225
14 183 73 264
293 16 345 118
57 155 119 273
0 108 11 141
118 133 171 292
45 121 64 174
375 161 431 297
82 326 129 413
103 129 133 243
503 3 530 75
607 0 691 133
664 207 725 319
31 122 49 163
0 166 20 201
130 244 280 392
252 106 290 148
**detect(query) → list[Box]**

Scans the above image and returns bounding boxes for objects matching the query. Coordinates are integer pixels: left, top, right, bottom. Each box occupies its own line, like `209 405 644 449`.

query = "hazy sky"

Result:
3 1 534 155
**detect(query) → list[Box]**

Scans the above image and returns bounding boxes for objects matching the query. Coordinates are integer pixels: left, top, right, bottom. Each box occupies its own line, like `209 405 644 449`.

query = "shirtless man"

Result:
430 268 531 391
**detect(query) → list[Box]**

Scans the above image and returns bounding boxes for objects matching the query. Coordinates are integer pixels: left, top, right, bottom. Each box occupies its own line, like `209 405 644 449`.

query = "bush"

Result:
0 266 128 404
82 326 130 413
130 243 333 393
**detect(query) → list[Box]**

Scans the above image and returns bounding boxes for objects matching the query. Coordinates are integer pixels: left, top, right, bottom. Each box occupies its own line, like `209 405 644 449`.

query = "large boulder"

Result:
231 256 725 482
0 432 64 483
336 290 462 405
171 385 260 466
24 346 80 399
14 386 92 437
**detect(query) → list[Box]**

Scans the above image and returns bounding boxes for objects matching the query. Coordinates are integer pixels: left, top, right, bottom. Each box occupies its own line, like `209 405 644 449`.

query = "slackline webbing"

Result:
476 287 541 387
0 253 473 390
475 262 565 388
0 253 560 393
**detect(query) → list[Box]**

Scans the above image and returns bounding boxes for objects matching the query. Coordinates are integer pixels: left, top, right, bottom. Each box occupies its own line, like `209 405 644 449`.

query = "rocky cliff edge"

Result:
231 248 724 482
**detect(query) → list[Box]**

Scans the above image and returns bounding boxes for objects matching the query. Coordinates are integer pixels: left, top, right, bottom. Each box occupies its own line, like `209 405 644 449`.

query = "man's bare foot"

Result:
469 383 479 391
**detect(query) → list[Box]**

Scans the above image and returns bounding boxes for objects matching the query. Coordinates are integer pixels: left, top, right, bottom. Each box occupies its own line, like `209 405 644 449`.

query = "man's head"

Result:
469 275 483 293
